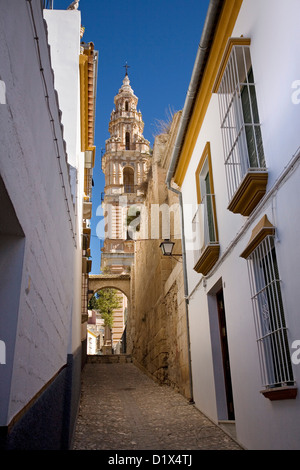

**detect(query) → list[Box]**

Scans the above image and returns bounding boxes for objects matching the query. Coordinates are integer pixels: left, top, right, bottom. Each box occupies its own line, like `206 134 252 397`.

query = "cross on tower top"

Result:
123 62 130 76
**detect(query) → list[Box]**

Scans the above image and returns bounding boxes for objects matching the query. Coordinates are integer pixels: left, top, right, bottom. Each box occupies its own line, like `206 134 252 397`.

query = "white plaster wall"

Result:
181 0 300 449
0 1 78 425
44 10 84 355
43 10 81 169
87 331 98 355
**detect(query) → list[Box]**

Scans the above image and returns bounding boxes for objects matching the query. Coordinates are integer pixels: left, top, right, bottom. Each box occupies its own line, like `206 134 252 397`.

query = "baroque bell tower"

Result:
101 69 151 274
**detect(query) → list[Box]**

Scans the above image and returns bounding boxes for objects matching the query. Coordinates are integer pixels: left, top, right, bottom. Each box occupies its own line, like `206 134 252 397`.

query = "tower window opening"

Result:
123 167 134 193
125 101 129 111
125 132 130 150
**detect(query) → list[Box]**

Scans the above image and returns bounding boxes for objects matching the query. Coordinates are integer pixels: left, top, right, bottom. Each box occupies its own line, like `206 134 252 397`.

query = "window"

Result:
125 101 129 111
123 167 134 193
213 38 268 216
193 142 220 275
125 132 130 150
240 67 265 169
204 172 216 243
241 215 296 400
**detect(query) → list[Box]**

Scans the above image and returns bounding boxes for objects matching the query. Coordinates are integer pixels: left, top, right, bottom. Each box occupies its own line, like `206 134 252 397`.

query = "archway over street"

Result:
89 274 131 300
88 274 131 354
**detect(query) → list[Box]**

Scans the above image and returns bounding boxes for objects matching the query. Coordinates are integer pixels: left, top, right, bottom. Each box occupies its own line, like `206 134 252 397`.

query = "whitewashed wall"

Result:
0 0 79 428
44 10 81 169
44 9 84 359
181 0 300 449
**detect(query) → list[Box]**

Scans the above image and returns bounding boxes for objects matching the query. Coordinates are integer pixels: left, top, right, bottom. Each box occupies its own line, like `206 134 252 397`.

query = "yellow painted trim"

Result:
79 54 89 152
174 0 243 187
193 244 220 276
212 37 251 93
195 142 219 242
227 171 268 216
87 330 98 338
240 215 275 259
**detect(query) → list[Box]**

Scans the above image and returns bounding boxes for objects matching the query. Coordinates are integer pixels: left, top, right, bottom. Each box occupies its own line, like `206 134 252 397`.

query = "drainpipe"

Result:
165 0 224 404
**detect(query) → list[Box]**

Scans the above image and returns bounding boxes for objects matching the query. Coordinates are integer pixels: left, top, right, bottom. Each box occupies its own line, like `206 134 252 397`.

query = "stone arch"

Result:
89 274 131 300
93 284 129 299
88 274 131 354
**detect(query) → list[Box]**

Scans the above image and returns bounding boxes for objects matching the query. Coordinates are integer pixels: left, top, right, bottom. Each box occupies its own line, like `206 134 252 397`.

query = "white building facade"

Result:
0 0 97 449
168 0 300 449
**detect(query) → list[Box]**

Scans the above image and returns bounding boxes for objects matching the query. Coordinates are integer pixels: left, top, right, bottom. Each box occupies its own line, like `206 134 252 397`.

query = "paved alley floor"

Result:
72 361 242 451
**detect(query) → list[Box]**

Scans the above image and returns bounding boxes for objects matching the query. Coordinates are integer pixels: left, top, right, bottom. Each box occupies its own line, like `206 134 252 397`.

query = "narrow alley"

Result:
2 0 299 453
72 357 242 451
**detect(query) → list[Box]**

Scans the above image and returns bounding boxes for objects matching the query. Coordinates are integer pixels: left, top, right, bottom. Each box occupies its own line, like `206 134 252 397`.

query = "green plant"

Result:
88 288 121 328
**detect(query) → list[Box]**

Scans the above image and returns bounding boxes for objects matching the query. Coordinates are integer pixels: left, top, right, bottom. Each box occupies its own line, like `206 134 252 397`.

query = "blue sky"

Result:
51 0 210 273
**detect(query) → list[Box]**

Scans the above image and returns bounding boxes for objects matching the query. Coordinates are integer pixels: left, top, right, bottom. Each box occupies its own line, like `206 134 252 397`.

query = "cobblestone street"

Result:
72 359 242 451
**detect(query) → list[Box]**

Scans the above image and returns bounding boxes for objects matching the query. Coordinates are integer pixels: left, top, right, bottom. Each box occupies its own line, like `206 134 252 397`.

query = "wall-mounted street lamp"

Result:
159 239 182 258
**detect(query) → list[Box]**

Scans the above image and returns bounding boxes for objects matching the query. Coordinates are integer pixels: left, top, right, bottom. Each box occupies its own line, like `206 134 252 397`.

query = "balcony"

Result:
82 257 92 274
83 226 91 250
227 169 268 217
83 197 92 219
84 147 96 169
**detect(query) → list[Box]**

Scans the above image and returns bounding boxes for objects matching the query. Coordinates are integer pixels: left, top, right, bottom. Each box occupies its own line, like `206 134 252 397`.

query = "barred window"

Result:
246 235 294 389
214 39 267 210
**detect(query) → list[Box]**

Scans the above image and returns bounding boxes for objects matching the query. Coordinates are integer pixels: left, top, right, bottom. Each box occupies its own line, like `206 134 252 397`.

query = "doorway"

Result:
216 289 235 421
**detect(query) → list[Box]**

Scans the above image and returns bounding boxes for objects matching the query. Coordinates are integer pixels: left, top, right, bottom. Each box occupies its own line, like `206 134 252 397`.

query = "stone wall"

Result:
128 113 192 400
